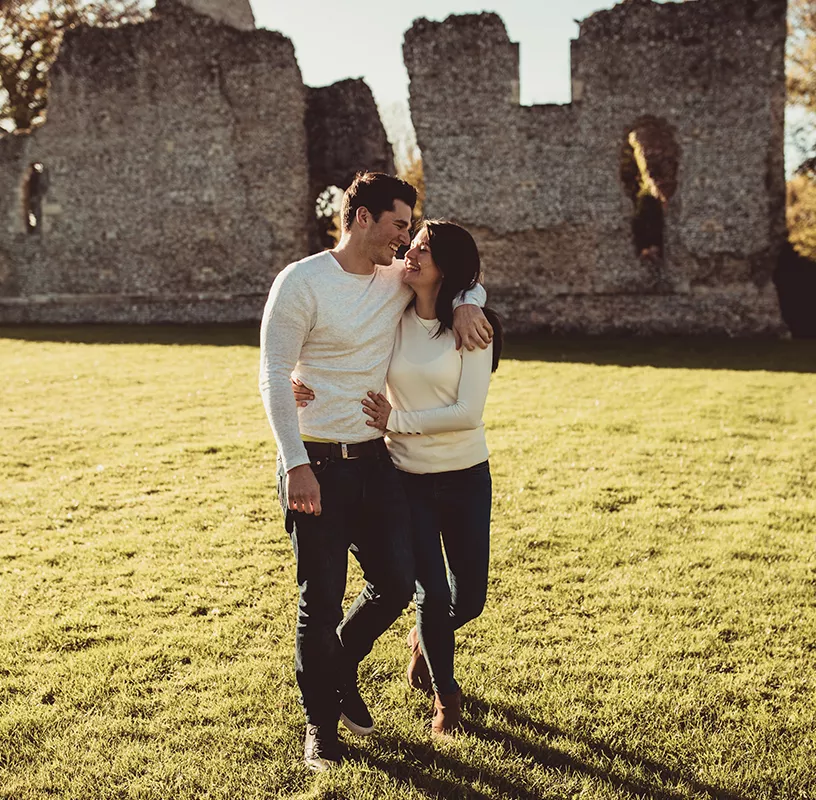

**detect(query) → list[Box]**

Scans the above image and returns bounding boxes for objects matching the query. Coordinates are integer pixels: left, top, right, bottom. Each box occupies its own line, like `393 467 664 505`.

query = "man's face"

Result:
364 200 413 266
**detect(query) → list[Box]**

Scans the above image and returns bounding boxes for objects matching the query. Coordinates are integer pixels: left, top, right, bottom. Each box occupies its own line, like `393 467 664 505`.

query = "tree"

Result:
788 0 816 116
787 0 816 171
786 0 816 276
398 148 424 222
0 0 149 133
380 100 425 220
787 161 816 261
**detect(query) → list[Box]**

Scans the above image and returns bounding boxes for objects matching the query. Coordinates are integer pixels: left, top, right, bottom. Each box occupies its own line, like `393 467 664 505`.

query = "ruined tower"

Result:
404 0 789 334
0 0 392 323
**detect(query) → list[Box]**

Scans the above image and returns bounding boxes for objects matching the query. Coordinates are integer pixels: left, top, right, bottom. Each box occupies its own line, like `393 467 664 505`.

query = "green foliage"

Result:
314 185 343 249
1 328 815 798
788 171 816 261
398 149 425 223
620 120 679 206
628 131 658 201
620 123 677 258
0 0 148 132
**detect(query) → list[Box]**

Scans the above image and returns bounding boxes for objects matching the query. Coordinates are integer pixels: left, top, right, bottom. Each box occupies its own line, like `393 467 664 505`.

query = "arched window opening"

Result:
24 162 47 234
620 117 680 263
314 185 343 250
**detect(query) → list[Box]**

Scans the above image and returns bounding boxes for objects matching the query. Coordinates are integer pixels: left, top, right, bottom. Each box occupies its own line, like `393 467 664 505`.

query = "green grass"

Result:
1 326 815 800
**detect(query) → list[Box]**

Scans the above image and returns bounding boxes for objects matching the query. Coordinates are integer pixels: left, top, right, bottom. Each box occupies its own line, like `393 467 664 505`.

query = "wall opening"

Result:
620 117 679 263
24 162 47 233
314 185 343 250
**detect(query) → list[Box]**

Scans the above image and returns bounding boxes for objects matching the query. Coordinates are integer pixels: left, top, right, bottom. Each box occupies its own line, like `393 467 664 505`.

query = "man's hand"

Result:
453 304 493 351
287 463 321 515
291 377 315 407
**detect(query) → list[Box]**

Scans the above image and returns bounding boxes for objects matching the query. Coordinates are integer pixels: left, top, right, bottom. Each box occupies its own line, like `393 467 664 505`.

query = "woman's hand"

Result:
291 377 315 407
362 391 392 431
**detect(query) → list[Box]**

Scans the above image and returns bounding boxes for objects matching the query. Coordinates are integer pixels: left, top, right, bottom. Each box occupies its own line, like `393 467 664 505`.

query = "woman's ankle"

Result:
433 678 459 696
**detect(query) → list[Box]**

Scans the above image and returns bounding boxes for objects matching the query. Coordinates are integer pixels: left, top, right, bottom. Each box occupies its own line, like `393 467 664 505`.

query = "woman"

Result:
296 220 501 736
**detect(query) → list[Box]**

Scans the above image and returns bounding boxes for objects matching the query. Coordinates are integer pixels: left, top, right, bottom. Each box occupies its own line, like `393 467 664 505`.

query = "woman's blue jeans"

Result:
399 460 492 695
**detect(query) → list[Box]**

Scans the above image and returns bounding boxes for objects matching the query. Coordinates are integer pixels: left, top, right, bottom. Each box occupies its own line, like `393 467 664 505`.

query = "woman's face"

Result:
403 228 443 291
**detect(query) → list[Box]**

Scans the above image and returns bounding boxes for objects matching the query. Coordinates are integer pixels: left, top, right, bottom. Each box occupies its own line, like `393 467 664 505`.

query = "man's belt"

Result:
303 438 385 461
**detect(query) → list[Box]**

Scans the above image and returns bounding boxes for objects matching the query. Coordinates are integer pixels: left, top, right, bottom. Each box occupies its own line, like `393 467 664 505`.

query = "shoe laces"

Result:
307 725 324 752
307 724 337 755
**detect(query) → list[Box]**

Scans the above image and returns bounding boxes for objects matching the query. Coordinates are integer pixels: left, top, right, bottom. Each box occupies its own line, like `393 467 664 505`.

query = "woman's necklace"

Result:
415 312 437 334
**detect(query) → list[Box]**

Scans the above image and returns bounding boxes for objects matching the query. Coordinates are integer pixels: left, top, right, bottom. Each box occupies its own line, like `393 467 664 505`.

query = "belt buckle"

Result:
341 442 349 459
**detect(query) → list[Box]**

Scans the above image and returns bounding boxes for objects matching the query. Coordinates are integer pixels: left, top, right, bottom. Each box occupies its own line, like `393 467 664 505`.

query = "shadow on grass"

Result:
0 324 260 347
1 325 814 373
355 696 748 800
353 733 527 800
505 335 816 374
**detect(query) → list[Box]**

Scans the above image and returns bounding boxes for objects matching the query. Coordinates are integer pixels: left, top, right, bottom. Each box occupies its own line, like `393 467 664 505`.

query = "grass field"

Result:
1 327 815 800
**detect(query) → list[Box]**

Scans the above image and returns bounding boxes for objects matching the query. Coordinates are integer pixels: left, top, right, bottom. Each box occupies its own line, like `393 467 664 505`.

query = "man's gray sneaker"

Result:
304 724 342 772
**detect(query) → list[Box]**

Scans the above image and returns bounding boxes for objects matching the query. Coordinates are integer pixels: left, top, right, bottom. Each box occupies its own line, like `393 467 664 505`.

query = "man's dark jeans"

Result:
277 440 415 727
399 460 492 696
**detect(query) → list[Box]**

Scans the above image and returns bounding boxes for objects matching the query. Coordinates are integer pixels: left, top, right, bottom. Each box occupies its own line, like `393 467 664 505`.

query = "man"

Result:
259 172 492 772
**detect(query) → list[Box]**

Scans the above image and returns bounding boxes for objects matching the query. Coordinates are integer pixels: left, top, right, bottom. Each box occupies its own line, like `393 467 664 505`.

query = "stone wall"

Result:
0 0 392 323
0 0 791 334
404 0 789 334
306 78 395 251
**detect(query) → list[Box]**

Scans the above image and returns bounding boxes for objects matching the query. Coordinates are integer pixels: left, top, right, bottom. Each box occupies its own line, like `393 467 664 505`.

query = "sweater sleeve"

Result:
388 341 493 435
258 266 315 473
455 281 486 309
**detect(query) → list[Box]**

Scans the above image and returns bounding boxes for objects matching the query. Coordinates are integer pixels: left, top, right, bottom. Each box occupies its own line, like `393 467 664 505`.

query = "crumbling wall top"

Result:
404 12 519 118
579 0 787 41
54 1 295 83
169 0 255 30
405 12 510 42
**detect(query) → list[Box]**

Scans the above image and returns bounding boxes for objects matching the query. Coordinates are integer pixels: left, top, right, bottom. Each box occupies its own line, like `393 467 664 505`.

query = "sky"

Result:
245 0 812 172
249 0 610 109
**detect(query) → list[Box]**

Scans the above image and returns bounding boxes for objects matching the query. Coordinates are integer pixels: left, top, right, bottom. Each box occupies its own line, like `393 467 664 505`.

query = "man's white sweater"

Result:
259 250 485 473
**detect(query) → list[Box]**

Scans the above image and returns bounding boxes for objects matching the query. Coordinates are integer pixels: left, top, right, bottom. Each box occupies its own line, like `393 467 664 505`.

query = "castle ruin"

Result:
0 0 790 334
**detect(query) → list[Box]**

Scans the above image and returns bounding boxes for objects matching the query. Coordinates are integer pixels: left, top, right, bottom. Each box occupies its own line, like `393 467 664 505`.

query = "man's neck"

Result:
331 237 376 275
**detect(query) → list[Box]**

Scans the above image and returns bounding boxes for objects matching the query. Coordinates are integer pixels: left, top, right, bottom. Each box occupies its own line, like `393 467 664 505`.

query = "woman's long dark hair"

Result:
423 219 503 372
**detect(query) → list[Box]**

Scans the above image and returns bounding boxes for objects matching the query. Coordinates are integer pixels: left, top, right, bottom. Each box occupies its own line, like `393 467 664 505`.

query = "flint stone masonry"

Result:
405 0 789 335
307 78 394 201
0 0 392 323
306 78 395 251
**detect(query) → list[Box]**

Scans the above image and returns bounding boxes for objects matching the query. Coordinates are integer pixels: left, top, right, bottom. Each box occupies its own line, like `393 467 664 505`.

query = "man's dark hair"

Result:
341 172 417 232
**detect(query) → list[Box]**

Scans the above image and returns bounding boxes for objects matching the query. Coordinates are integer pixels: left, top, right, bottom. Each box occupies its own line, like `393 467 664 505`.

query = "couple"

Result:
259 172 502 772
